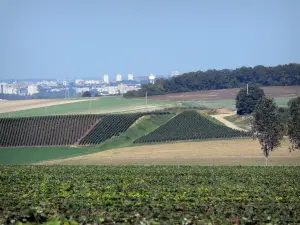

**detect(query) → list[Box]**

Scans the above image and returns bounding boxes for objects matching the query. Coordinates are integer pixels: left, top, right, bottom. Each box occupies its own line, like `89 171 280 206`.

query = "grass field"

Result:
0 97 176 118
183 97 295 109
0 146 105 165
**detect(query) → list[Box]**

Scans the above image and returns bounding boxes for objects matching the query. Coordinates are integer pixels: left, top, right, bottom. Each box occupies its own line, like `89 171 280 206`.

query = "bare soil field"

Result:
0 98 98 114
147 86 300 101
40 139 300 166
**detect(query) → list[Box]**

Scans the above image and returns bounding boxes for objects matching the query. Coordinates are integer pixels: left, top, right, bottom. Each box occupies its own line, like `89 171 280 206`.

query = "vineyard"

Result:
0 112 170 147
79 114 151 145
135 111 249 144
0 115 102 147
0 165 299 224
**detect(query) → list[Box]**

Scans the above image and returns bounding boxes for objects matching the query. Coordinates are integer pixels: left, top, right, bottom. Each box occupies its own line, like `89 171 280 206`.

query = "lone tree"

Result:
82 91 91 98
288 97 300 151
236 85 265 115
251 97 283 165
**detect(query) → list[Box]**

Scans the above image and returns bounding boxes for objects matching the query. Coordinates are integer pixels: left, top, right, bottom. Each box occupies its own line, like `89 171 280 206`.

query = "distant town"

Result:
0 72 181 100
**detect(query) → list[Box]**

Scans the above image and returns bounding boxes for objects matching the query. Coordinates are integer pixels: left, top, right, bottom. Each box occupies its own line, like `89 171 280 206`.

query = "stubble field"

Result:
40 139 300 166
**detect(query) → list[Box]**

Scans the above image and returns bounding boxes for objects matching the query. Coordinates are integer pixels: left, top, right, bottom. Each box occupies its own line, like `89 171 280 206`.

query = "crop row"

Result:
0 112 170 147
79 113 160 145
135 111 250 144
0 166 299 224
0 115 102 147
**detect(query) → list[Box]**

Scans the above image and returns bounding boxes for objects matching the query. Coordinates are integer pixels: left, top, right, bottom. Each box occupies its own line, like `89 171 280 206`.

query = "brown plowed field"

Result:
147 86 300 101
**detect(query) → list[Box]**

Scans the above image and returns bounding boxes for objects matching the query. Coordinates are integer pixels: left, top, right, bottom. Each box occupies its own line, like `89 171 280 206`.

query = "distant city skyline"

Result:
1 0 300 79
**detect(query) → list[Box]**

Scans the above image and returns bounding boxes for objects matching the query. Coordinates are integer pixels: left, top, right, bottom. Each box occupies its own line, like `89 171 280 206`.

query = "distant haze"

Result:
0 0 299 79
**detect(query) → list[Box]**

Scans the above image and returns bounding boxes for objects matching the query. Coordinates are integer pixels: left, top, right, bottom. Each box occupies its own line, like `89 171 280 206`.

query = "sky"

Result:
0 0 299 80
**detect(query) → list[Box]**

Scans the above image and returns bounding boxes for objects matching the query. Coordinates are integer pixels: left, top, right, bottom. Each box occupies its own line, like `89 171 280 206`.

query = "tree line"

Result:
124 63 300 98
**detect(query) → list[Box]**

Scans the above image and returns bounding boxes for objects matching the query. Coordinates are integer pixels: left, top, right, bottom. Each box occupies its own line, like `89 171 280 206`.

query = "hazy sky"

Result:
0 0 299 80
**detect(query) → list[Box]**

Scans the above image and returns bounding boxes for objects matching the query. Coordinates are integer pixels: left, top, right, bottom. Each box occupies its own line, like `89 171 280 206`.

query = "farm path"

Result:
211 113 247 132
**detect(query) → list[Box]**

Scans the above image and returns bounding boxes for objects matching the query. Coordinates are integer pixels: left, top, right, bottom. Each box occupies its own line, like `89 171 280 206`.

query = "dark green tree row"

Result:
124 63 300 97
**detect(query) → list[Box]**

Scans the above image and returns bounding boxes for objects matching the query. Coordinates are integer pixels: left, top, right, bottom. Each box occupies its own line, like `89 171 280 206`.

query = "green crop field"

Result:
0 97 176 118
1 166 299 224
183 97 295 109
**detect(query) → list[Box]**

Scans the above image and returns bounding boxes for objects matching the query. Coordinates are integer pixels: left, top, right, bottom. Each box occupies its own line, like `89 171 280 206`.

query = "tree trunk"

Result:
265 156 268 166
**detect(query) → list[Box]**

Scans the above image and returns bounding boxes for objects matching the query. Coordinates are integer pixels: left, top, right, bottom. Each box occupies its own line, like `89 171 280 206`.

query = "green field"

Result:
0 114 174 164
183 97 295 109
0 146 104 165
0 97 176 118
1 166 299 224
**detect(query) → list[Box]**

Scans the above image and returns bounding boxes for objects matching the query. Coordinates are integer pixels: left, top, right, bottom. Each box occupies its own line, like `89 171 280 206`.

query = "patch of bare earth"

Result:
0 98 99 114
147 86 300 101
40 139 300 166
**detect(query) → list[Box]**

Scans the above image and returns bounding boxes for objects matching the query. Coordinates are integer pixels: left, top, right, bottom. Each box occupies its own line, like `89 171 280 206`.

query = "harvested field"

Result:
40 139 300 166
147 86 300 101
0 98 97 114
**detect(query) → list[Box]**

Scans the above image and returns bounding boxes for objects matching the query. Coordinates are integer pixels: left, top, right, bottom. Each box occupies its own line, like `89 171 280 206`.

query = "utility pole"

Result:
89 98 92 112
145 91 148 111
45 106 47 115
247 83 249 95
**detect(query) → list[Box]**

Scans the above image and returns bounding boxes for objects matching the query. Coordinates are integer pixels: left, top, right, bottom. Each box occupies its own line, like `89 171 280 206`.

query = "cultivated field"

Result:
2 166 300 224
0 97 176 118
0 98 96 114
41 139 300 166
148 86 300 101
147 86 300 109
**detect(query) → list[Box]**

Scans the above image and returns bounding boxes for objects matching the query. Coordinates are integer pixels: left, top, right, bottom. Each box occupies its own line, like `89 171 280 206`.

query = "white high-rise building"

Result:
128 73 134 80
116 74 122 82
0 83 7 94
103 74 110 83
28 85 38 95
149 73 156 84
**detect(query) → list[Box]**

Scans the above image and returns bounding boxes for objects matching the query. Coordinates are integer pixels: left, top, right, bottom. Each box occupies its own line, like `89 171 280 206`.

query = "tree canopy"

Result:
288 97 300 151
82 91 91 98
236 86 265 115
251 97 284 165
124 63 300 98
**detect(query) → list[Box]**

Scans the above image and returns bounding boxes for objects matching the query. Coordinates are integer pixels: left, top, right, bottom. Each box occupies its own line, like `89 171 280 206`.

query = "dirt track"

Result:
211 113 247 131
0 98 98 114
40 139 300 166
147 86 300 101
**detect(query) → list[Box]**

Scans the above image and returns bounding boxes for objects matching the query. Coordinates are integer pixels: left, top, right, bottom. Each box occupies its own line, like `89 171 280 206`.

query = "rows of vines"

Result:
135 111 249 144
0 112 171 147
1 166 299 224
0 115 102 147
79 113 153 145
